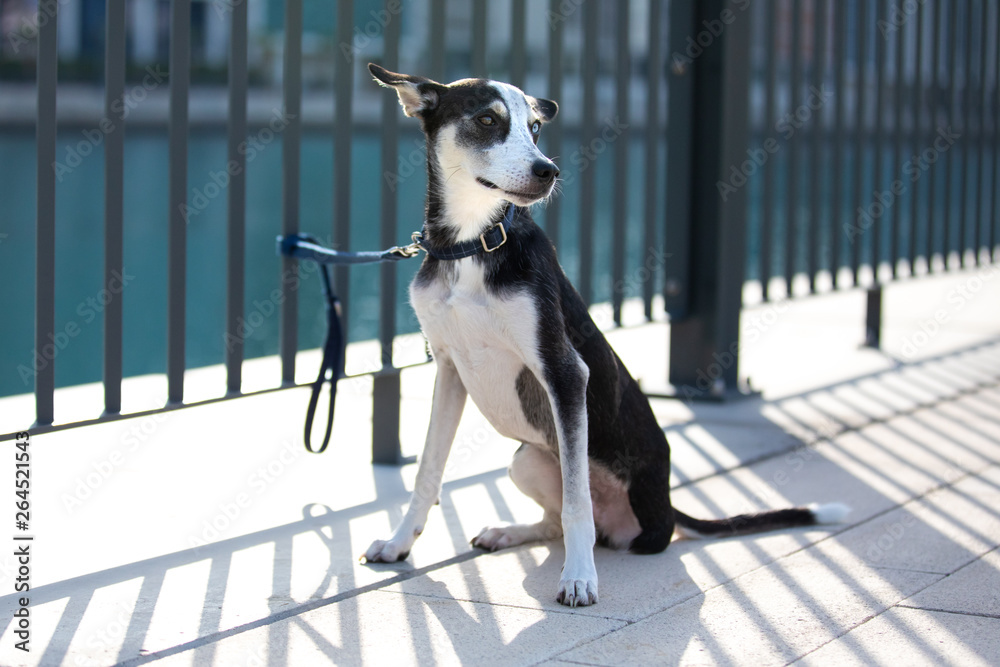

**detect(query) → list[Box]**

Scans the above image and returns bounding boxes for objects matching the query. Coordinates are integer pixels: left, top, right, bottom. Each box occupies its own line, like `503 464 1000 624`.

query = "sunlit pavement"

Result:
2 264 999 666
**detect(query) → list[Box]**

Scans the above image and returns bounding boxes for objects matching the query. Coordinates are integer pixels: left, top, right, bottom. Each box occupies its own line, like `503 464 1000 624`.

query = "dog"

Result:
361 63 848 607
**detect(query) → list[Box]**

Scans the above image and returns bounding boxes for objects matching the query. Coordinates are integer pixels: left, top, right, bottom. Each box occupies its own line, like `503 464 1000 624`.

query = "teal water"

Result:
0 129 664 398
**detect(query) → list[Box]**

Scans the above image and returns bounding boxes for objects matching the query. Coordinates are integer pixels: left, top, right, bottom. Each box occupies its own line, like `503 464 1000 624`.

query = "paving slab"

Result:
901 547 1000 619
793 606 1000 667
555 543 942 666
384 529 841 624
830 466 1000 574
149 590 626 667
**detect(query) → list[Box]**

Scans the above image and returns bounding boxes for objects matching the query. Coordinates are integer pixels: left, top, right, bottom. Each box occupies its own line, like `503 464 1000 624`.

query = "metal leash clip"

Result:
388 231 426 259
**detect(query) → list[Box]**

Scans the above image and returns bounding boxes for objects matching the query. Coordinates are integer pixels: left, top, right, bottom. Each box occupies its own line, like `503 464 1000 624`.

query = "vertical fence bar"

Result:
611 0 629 325
871 0 885 283
993 2 1000 261
472 0 487 78
911 0 925 271
975 0 987 263
34 0 58 426
851 0 868 284
167 0 190 404
943 0 958 267
546 0 564 250
807 0 825 293
928 0 941 268
862 0 887 347
225 0 248 396
373 0 403 464
510 0 526 89
280 0 302 386
760 0 778 300
104 0 125 414
667 0 752 399
664 0 694 319
642 0 662 319
959 0 972 265
578 0 598 305
892 1 906 277
334 0 354 337
429 0 446 81
831 0 846 287
864 0 887 347
785 0 802 295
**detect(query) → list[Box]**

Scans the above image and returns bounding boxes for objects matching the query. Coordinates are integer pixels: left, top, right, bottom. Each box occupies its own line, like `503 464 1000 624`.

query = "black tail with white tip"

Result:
674 502 850 539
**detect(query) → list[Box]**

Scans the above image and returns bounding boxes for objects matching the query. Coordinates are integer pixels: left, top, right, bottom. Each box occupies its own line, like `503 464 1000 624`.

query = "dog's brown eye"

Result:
478 114 495 127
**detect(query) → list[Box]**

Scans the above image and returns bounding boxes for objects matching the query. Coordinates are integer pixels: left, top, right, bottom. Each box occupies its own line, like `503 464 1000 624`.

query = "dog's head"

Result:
369 64 559 219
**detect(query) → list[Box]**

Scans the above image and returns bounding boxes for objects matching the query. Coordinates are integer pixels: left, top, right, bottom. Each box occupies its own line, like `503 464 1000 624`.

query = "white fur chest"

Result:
410 261 547 445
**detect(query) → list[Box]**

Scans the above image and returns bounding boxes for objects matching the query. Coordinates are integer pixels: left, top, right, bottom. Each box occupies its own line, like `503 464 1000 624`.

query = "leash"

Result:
277 205 513 453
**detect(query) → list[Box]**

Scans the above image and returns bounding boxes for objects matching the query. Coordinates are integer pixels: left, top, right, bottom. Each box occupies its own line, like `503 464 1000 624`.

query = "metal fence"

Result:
6 0 998 459
744 0 999 299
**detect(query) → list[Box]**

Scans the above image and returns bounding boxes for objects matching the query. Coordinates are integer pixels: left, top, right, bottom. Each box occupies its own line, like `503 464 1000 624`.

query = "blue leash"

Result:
277 206 513 453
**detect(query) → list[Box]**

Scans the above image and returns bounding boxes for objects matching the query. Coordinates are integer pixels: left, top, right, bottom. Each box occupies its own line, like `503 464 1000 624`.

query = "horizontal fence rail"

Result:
2 0 671 454
2 0 997 448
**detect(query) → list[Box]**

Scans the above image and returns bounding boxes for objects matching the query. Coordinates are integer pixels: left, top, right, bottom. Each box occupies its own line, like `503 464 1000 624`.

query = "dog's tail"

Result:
673 502 850 539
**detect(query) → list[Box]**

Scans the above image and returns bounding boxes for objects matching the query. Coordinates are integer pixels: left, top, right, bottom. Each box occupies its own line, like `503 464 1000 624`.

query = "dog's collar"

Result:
413 205 513 261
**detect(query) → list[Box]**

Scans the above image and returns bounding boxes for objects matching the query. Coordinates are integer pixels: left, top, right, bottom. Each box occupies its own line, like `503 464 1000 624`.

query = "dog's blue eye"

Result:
478 114 495 127
531 121 541 135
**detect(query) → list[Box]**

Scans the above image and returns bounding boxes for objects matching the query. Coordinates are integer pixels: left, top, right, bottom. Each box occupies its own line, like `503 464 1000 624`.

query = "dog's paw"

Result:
471 525 517 552
361 539 410 564
471 522 559 551
556 576 598 607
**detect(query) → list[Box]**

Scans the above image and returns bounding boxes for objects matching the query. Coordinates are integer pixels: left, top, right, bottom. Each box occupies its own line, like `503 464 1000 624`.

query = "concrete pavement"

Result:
1 266 999 666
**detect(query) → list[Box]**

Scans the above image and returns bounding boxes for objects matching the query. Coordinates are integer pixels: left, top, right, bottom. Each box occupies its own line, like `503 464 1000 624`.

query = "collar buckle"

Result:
480 223 508 253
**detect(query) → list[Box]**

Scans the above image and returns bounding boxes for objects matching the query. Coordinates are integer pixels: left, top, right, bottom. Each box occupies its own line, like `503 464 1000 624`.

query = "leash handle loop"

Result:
303 261 343 454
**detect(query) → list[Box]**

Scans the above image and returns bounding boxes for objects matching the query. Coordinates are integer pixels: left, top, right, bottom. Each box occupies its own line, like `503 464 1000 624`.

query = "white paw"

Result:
471 525 517 552
556 576 598 607
361 538 410 564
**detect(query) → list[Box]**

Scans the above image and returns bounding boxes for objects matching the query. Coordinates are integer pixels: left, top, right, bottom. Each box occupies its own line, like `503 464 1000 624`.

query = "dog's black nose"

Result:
532 159 559 183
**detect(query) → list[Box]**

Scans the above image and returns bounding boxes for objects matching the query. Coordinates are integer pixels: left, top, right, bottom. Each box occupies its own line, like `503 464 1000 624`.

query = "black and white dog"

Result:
362 64 847 607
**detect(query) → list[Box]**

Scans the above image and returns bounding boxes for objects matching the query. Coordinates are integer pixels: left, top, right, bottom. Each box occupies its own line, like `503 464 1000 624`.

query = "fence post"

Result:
664 0 753 400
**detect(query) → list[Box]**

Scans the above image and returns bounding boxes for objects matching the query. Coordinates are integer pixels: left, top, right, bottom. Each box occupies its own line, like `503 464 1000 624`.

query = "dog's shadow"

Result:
516 538 699 618
410 538 710 663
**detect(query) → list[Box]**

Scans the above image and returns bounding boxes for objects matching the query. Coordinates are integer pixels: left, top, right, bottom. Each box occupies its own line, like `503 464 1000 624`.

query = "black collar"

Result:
417 205 513 260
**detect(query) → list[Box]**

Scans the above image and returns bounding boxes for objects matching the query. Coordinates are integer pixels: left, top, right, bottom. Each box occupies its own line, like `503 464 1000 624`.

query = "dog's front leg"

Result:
363 357 467 563
547 356 598 607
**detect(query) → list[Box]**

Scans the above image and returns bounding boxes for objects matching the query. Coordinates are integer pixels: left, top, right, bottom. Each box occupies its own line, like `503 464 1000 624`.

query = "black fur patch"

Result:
515 366 557 448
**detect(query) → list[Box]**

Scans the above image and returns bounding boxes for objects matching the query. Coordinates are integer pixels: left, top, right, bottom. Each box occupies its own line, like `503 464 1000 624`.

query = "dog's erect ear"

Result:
368 63 445 118
530 97 558 122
